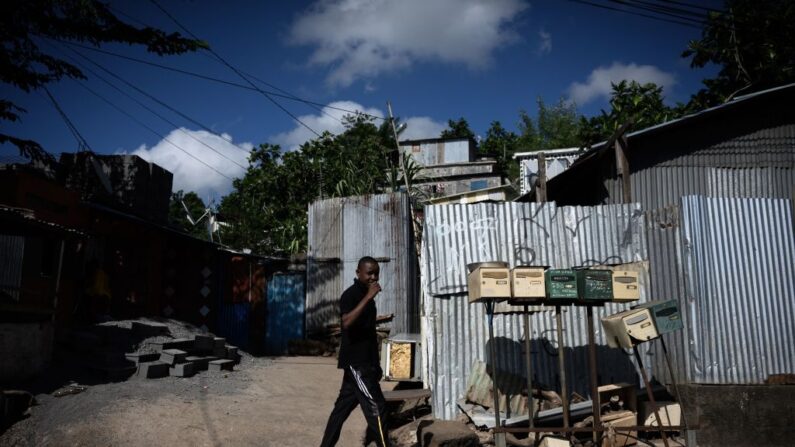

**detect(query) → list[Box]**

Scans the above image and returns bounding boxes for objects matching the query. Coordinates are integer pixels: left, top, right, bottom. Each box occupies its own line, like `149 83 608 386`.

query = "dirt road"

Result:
2 356 377 447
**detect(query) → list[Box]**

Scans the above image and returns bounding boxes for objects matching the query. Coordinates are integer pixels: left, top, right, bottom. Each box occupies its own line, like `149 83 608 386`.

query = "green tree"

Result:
516 98 581 151
168 190 210 240
683 0 795 110
479 121 520 181
219 115 396 255
577 81 677 146
0 0 206 162
439 117 476 140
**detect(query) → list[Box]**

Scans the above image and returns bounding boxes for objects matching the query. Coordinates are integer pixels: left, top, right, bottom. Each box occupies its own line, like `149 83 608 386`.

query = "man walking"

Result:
320 256 389 447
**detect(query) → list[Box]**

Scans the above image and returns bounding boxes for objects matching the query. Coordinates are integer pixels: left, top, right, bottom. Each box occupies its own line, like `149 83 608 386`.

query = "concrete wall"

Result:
0 322 54 382
680 384 795 447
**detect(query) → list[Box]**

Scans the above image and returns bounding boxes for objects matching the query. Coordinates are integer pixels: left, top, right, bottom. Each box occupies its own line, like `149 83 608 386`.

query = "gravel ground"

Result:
1 356 382 447
1 318 395 446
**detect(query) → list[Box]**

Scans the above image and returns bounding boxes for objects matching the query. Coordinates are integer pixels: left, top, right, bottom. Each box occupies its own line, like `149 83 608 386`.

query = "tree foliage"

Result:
439 117 476 140
577 81 678 146
0 0 206 162
518 98 581 150
683 0 795 110
218 115 397 255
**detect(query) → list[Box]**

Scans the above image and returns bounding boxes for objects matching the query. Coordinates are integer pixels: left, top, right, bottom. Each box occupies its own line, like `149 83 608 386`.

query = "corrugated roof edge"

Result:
550 82 795 185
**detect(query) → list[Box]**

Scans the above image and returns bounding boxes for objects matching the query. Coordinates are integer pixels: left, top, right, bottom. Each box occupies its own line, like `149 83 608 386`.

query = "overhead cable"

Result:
607 0 707 25
50 42 248 171
48 39 385 122
63 45 250 158
42 86 93 152
67 74 235 180
149 0 323 138
567 0 703 28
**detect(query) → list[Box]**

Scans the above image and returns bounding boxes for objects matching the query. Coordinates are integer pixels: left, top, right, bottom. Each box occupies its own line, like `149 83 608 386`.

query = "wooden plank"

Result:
614 136 632 203
382 388 432 402
536 152 547 203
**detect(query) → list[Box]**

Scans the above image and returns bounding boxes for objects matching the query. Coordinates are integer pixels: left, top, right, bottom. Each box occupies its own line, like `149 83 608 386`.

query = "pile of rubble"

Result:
63 319 241 380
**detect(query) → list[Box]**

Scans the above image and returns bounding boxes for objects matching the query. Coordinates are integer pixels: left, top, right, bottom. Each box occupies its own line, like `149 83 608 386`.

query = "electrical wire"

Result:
607 0 707 25
41 86 93 152
104 3 351 125
51 43 248 170
47 38 385 121
566 0 703 29
661 0 720 13
63 44 250 157
149 0 322 138
617 0 710 19
66 76 234 180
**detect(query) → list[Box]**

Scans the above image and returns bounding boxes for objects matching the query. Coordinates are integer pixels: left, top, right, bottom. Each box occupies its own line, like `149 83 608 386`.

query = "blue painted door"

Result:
265 273 306 355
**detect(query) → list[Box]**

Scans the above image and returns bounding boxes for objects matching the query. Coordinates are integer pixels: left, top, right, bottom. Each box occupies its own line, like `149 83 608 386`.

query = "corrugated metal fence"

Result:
306 192 419 336
676 196 794 383
421 202 652 420
423 196 795 420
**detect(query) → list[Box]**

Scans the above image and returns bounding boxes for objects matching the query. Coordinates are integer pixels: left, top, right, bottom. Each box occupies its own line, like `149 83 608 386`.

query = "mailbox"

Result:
511 266 547 300
601 307 659 348
576 269 613 301
635 299 682 334
611 270 640 302
381 333 421 382
467 263 511 303
545 269 579 300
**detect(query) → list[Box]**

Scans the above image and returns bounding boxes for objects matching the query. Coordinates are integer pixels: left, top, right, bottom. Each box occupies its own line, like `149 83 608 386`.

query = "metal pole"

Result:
485 301 506 447
660 337 690 442
633 345 670 447
555 305 570 431
586 305 600 445
523 305 535 440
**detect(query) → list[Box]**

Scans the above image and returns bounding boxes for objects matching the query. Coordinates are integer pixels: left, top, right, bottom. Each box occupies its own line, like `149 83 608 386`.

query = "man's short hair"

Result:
357 256 378 269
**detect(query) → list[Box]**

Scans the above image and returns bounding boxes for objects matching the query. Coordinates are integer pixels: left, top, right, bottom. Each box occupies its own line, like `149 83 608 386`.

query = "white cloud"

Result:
567 62 677 105
270 101 384 150
288 0 529 86
537 29 551 55
123 128 252 199
400 117 446 141
270 101 446 150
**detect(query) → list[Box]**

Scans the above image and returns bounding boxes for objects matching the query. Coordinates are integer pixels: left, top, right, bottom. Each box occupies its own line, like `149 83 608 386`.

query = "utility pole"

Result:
387 101 423 258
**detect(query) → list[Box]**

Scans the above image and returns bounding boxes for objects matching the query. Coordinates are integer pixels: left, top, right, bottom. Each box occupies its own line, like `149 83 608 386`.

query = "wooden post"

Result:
536 152 547 202
614 135 632 203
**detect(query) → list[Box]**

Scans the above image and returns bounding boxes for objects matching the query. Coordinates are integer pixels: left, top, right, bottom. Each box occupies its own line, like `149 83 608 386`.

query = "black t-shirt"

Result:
337 279 379 369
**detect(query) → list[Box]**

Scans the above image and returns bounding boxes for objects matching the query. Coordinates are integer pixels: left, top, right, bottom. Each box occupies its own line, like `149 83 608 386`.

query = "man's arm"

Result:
341 282 381 329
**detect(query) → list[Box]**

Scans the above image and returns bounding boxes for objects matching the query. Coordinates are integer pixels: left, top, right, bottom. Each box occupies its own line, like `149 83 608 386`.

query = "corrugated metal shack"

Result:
0 157 291 383
306 192 419 336
536 83 795 446
421 201 653 420
545 83 795 208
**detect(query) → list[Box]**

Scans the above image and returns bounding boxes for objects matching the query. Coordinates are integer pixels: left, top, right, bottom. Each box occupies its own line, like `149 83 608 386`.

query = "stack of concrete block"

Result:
134 334 241 379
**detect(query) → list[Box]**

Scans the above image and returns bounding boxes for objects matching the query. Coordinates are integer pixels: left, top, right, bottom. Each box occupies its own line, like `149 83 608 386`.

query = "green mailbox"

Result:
545 269 578 300
635 299 683 334
576 269 613 301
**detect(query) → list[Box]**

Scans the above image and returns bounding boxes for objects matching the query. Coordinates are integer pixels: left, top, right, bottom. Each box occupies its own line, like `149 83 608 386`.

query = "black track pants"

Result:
320 364 389 447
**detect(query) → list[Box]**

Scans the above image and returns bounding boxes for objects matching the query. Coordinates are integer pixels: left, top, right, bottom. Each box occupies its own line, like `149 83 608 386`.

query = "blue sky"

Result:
2 0 722 198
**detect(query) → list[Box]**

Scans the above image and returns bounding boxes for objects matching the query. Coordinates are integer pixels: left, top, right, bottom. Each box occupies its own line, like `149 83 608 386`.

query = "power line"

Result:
607 0 707 25
50 42 248 171
103 3 345 125
50 38 385 122
66 73 235 181
63 45 250 158
149 0 323 138
567 0 703 28
41 86 93 152
660 0 721 13
621 0 711 18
